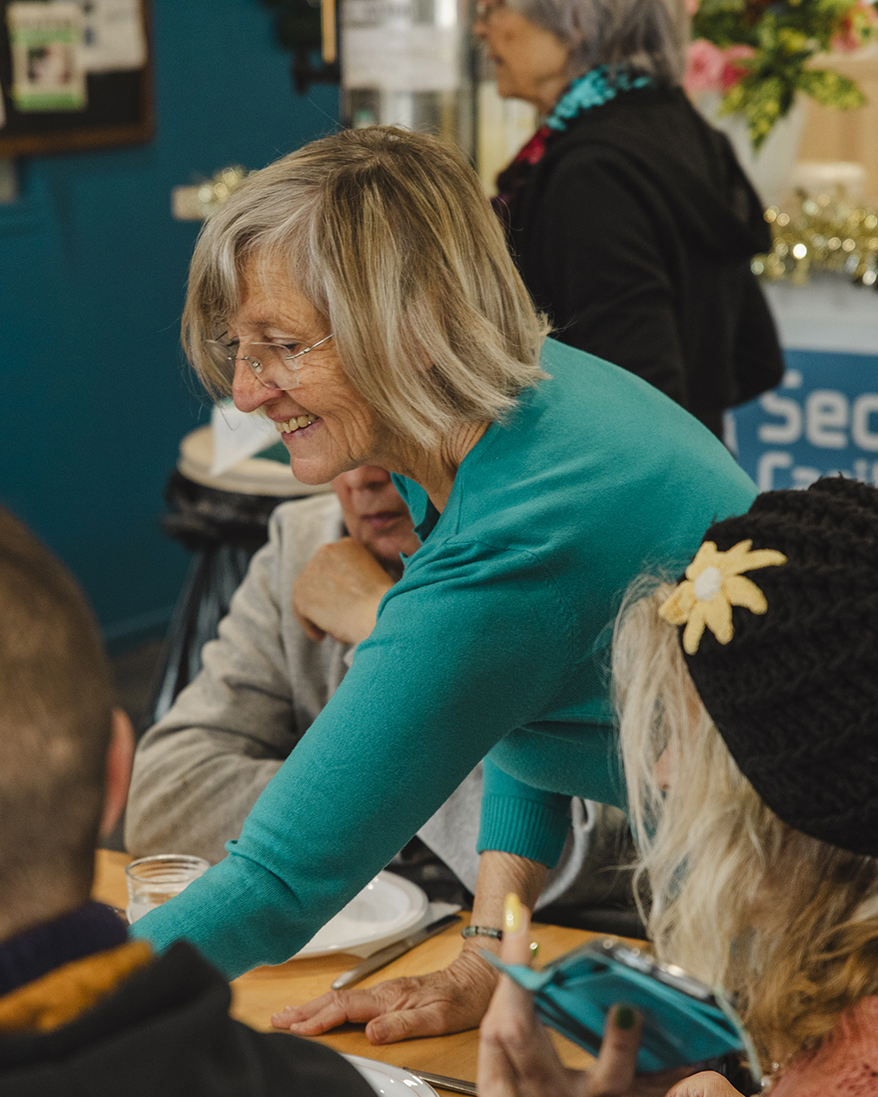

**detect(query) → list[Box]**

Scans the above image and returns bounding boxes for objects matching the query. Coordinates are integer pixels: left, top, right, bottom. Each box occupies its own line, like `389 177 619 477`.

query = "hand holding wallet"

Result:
484 937 760 1080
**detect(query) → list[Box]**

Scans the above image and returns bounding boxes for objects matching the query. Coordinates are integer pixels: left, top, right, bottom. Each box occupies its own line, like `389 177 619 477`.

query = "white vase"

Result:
697 92 808 207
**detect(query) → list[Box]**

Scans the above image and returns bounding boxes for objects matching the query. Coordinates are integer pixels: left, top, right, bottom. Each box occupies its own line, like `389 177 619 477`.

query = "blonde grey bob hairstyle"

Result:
505 0 690 86
183 126 548 449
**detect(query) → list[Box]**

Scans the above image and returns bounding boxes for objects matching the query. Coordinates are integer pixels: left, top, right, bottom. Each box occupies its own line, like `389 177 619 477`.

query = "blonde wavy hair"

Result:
182 126 548 450
613 581 878 1077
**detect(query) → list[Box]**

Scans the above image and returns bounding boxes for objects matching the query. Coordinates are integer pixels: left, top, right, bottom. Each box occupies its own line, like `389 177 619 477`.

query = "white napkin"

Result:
209 400 278 477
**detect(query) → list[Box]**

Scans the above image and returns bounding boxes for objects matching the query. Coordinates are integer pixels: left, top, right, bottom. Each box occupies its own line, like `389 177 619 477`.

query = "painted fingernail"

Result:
529 941 540 961
504 892 522 933
615 1005 637 1030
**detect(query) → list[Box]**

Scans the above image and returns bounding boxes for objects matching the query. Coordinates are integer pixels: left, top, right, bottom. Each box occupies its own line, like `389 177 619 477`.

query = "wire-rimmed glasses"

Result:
474 0 504 19
203 333 334 390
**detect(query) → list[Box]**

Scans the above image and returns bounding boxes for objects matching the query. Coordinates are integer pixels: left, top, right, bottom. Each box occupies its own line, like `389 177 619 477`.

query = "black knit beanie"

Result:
660 476 878 858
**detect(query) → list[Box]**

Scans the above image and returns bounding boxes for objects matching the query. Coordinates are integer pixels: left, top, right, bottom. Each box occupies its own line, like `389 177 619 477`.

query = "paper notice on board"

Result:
80 0 147 73
7 2 87 112
342 0 462 92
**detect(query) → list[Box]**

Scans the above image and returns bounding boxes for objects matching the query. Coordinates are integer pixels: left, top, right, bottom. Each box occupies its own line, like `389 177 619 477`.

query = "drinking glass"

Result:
125 854 209 923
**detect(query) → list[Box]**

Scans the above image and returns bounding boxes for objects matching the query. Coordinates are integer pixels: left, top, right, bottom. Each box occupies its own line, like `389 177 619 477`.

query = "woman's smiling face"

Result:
228 258 387 486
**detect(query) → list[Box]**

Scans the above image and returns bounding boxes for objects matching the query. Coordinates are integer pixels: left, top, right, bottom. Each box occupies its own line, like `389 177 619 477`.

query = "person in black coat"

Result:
0 505 373 1097
475 0 784 437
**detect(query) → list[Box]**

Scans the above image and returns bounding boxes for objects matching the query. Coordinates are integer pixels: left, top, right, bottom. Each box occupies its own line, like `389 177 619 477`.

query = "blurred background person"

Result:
0 504 373 1097
475 0 784 437
479 477 878 1095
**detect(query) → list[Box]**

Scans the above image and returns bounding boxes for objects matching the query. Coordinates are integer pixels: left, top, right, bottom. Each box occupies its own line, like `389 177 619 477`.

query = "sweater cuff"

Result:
477 794 571 868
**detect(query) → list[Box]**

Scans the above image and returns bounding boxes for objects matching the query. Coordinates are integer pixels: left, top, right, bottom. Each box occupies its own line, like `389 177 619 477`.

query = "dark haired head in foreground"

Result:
0 506 372 1096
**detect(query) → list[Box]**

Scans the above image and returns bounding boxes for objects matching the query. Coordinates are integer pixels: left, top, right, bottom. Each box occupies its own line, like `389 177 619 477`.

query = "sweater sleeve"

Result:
526 151 688 407
731 268 785 406
478 755 572 866
131 539 581 978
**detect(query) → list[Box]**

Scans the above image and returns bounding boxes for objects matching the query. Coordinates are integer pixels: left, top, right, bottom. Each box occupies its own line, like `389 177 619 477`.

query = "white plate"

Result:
294 871 428 959
343 1055 438 1096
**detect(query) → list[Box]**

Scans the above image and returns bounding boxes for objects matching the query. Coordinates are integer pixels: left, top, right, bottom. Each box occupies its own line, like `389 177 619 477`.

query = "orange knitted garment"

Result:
0 940 152 1033
770 998 878 1096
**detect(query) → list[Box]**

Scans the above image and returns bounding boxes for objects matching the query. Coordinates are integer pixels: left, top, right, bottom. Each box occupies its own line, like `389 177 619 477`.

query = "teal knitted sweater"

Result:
133 339 756 978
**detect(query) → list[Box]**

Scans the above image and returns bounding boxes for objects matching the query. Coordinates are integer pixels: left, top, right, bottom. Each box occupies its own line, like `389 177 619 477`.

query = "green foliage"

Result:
798 67 867 107
692 0 876 146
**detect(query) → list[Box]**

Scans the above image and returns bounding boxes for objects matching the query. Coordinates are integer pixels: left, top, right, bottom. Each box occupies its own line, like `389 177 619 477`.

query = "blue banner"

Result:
731 348 878 492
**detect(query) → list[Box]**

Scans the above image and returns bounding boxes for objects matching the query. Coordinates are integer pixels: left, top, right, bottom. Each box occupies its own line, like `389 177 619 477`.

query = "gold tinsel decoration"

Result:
192 166 249 219
753 189 878 289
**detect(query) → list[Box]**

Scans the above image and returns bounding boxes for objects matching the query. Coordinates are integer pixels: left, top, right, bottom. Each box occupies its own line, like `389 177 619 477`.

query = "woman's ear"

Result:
99 708 135 838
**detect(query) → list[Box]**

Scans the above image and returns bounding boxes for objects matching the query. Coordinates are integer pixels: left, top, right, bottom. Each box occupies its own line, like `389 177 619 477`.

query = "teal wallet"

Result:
485 937 760 1078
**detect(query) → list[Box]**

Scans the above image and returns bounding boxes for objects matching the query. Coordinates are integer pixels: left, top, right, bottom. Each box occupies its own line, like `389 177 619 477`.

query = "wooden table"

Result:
95 849 609 1093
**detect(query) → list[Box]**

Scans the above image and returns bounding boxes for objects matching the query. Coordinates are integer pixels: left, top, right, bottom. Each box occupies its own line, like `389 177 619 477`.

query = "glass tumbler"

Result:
125 853 209 923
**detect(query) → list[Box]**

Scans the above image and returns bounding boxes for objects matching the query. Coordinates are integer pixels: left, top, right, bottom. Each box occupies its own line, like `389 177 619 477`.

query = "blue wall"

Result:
1 1 338 648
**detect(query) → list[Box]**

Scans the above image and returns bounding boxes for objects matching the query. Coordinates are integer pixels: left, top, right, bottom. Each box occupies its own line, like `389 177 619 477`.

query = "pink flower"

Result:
684 40 755 96
832 15 861 51
684 38 726 95
832 2 878 52
720 44 756 91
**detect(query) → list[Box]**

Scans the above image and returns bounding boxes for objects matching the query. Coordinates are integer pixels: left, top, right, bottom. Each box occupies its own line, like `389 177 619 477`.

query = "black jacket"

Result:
0 942 375 1097
506 86 784 436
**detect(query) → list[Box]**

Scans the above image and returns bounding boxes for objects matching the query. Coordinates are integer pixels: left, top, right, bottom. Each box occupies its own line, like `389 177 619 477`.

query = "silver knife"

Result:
331 911 462 989
404 1069 478 1095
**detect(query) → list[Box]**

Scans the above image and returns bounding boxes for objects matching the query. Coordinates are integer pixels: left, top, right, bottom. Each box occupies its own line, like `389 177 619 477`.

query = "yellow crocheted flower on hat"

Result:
659 539 788 655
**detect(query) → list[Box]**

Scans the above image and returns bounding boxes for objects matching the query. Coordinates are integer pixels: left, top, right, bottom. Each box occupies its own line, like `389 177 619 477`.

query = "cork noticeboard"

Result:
0 0 153 158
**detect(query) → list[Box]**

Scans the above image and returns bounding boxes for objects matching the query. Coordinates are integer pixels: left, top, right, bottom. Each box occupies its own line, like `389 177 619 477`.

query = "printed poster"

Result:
80 0 146 73
343 0 462 92
7 2 87 112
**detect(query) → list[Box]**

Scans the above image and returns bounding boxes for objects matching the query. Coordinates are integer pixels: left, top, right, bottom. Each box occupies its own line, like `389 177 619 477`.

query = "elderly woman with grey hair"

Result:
475 0 784 438
131 125 756 1044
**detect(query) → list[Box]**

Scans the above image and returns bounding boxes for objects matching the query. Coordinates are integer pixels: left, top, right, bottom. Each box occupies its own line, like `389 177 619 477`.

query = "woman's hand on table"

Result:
478 895 698 1097
272 853 544 1044
271 947 499 1043
292 537 394 644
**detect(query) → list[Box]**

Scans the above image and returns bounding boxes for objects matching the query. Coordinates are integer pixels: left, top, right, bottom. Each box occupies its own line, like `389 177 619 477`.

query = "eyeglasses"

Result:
475 0 504 19
203 332 334 390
